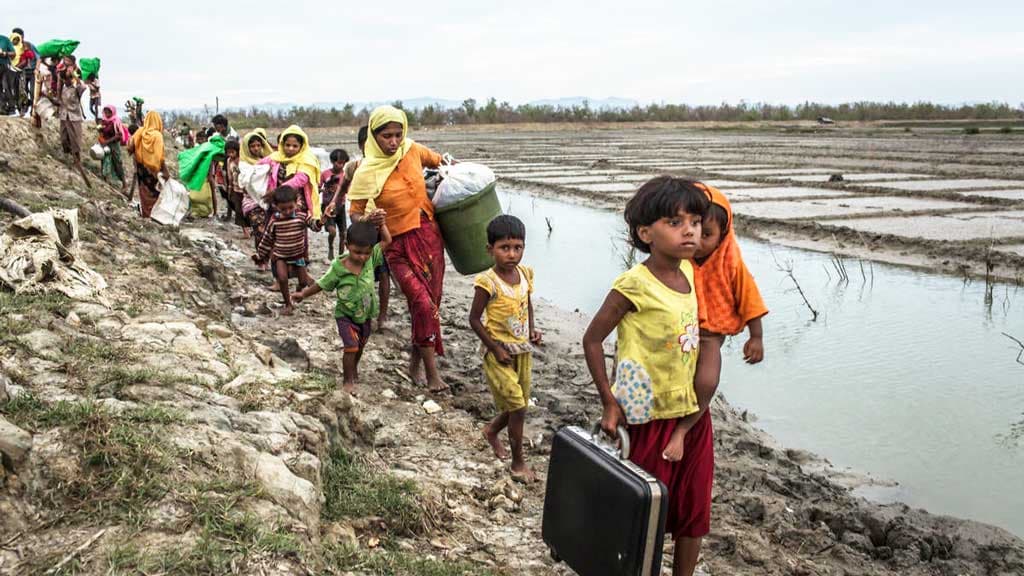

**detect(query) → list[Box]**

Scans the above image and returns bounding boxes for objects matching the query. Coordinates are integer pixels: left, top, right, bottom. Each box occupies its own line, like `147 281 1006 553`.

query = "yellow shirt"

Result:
474 265 534 355
612 262 700 424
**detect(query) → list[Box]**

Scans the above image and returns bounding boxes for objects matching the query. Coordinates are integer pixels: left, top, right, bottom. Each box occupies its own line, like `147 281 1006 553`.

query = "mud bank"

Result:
2 117 1023 575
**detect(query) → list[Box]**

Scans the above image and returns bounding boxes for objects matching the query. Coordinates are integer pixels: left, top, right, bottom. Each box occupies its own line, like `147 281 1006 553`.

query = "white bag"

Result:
150 177 190 226
238 163 271 202
310 147 329 172
433 163 496 209
34 97 56 120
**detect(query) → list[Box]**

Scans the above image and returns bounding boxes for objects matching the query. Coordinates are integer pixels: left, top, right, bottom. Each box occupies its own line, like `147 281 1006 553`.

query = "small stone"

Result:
381 389 397 400
207 323 233 338
0 373 9 403
324 522 359 549
422 400 442 414
488 494 516 513
65 312 81 327
0 416 33 467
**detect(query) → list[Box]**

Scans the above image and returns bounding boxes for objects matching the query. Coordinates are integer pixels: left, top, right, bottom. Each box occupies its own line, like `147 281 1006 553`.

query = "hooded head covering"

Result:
691 182 767 335
241 130 273 165
9 32 24 66
131 111 165 175
178 134 226 192
101 105 129 145
347 106 415 206
268 125 322 217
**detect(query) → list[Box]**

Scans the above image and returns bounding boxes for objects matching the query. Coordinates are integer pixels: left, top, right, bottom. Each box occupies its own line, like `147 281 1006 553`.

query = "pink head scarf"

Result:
102 105 130 145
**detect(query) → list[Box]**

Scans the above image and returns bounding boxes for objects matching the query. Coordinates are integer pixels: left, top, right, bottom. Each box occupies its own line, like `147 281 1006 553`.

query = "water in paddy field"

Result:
498 188 1024 537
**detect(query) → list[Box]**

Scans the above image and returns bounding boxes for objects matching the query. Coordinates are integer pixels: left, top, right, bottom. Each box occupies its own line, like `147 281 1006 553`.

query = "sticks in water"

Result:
772 250 819 321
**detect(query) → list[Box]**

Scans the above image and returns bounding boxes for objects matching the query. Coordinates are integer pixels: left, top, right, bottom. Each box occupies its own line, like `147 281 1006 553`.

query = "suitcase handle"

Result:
591 423 631 460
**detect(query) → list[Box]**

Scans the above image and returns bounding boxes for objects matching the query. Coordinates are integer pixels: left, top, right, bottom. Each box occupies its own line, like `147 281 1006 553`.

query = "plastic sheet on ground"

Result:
0 209 107 300
433 163 496 209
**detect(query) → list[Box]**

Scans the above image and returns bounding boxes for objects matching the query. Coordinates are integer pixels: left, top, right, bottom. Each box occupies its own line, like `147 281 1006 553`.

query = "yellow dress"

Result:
612 262 700 424
474 265 534 412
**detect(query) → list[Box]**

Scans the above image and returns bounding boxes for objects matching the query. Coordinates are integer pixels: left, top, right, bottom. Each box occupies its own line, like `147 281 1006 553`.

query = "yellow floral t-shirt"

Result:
474 265 534 355
612 262 700 424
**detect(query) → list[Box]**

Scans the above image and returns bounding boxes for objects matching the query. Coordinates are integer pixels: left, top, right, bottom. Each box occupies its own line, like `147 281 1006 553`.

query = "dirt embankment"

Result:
1 117 1023 575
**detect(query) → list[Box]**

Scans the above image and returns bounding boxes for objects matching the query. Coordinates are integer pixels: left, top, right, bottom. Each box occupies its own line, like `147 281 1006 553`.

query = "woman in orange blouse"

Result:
349 106 449 392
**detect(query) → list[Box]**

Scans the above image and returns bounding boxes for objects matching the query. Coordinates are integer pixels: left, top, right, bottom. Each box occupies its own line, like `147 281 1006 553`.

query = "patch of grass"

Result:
280 369 337 393
0 290 71 316
322 544 502 576
93 366 202 396
62 337 136 381
124 404 185 424
2 395 174 526
143 255 172 273
1000 126 1014 134
105 483 302 575
964 126 981 135
322 447 426 537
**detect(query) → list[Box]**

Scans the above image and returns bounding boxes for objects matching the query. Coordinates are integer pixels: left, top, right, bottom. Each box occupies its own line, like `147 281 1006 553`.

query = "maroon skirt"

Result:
386 214 445 355
627 411 714 539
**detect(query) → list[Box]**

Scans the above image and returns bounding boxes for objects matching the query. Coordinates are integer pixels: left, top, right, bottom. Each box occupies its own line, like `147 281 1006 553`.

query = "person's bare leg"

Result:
420 346 447 392
341 350 358 395
326 225 336 261
674 537 702 576
483 411 510 459
508 408 534 482
407 346 426 386
73 158 92 189
377 273 390 329
274 261 293 315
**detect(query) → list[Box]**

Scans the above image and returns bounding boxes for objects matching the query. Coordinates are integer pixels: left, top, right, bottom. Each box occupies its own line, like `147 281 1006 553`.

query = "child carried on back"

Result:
661 182 768 461
293 218 392 394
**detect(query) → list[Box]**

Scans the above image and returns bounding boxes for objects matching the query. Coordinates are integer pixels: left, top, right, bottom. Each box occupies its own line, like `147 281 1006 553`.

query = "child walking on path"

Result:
293 219 392 395
253 186 318 315
469 215 542 483
583 176 713 576
661 182 768 461
321 148 350 261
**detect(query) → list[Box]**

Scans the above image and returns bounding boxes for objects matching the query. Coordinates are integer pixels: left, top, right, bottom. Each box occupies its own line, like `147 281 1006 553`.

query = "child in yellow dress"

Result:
469 215 542 482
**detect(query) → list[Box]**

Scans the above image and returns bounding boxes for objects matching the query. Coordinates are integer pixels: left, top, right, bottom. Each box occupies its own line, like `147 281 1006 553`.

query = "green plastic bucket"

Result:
435 182 502 275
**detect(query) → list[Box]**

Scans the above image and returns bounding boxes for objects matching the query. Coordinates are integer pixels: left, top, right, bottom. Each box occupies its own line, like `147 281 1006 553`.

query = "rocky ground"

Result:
2 117 1024 575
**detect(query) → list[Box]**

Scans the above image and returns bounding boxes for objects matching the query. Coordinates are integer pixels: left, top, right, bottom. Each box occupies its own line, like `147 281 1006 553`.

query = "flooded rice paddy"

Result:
499 188 1024 537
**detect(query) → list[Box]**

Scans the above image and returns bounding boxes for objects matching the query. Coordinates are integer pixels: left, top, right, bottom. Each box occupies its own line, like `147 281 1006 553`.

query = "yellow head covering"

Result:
10 33 24 66
348 106 415 207
132 111 165 175
240 130 273 165
268 125 323 218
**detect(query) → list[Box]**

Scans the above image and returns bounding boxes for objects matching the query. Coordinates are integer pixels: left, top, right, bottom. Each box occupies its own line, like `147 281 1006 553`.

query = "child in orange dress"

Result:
662 182 768 461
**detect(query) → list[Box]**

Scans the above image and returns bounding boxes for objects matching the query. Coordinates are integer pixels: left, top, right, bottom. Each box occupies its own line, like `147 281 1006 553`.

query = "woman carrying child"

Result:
583 177 715 576
239 130 276 261
126 111 169 218
258 125 322 219
348 106 450 393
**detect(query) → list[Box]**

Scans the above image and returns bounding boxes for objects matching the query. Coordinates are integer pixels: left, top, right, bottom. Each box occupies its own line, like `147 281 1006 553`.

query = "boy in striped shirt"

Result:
253 186 318 315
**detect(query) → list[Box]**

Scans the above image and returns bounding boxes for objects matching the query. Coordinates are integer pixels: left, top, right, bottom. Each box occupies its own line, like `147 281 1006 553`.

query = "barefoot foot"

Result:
662 429 687 462
510 462 536 484
483 426 508 460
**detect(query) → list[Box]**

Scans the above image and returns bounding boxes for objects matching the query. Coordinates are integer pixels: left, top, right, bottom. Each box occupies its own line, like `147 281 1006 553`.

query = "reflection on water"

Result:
500 188 1024 537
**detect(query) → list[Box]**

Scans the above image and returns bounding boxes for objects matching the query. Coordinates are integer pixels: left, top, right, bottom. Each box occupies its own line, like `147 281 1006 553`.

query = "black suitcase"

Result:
542 425 668 576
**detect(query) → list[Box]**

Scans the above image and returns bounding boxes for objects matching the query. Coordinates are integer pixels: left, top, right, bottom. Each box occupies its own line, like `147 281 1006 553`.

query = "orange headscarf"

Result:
692 183 768 335
132 111 165 175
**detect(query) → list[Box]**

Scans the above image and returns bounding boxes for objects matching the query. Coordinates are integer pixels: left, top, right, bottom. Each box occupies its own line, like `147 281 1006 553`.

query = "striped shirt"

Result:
256 210 309 262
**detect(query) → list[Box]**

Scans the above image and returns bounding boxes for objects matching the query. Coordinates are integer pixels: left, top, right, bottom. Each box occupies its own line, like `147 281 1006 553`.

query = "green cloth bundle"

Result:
35 39 80 58
177 135 226 192
79 57 101 80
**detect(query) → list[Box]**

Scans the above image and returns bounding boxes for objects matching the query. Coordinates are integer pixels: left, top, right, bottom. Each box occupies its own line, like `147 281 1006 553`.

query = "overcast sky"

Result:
7 0 1023 112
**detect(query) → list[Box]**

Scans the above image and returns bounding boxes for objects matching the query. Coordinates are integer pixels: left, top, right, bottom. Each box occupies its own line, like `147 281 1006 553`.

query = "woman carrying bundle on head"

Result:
348 106 450 393
125 111 169 217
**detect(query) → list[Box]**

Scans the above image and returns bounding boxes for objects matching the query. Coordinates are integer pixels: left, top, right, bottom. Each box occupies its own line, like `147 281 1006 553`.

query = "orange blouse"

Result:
349 143 443 236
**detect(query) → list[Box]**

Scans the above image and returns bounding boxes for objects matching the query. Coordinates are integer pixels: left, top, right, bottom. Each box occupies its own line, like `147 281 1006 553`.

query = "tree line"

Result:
164 98 1024 130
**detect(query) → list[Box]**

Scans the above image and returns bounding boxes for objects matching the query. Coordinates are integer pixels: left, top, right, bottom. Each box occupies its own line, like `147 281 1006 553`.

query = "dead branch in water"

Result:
545 217 553 235
1002 332 1024 366
830 253 849 284
772 251 819 321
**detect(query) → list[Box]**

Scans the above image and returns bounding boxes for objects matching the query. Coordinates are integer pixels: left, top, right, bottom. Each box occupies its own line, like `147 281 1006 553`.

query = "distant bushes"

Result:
165 98 1024 130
